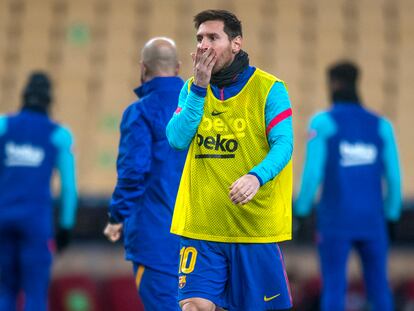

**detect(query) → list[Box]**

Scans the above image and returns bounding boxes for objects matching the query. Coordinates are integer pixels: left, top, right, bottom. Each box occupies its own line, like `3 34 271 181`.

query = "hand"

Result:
104 222 123 242
229 174 260 205
191 47 217 88
387 221 398 243
293 216 307 241
56 228 72 253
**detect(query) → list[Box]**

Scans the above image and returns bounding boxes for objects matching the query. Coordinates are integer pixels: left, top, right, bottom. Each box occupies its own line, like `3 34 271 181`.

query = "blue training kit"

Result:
0 109 77 311
109 77 186 310
296 103 402 311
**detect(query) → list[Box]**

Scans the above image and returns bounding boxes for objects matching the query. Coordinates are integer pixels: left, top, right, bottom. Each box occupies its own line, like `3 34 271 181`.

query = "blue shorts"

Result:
178 237 292 311
133 264 180 311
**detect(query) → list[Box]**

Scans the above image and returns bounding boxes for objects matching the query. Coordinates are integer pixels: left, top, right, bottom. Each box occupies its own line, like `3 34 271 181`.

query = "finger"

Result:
105 230 115 240
234 185 254 204
230 187 249 204
105 232 115 241
231 194 243 204
230 178 241 190
207 55 217 71
111 231 121 242
206 53 217 70
230 188 248 203
239 192 256 205
103 226 111 237
234 182 256 203
233 193 247 204
230 185 243 199
230 180 249 197
195 47 203 64
199 47 213 65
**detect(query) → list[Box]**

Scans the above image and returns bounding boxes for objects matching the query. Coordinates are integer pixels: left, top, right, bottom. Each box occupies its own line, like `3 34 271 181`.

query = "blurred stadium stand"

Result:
1 0 414 198
1 0 414 310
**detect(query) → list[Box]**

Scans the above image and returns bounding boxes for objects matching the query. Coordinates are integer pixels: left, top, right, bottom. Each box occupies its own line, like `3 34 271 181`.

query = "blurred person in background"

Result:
295 61 402 311
0 71 78 311
167 10 293 311
103 37 186 311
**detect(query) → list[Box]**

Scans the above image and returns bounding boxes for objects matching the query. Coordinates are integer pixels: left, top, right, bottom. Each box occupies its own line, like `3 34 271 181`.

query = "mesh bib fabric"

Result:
171 69 292 243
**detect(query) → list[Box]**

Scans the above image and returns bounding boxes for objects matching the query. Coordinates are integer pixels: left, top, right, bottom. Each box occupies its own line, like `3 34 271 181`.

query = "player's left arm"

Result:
51 126 78 230
52 126 78 252
230 82 292 204
379 117 402 222
166 80 206 150
295 112 335 216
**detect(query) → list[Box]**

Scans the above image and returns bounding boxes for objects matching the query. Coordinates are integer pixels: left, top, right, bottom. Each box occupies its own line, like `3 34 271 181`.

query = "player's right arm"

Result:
52 126 78 252
52 126 78 230
166 80 206 150
105 104 153 242
295 112 336 217
166 47 216 150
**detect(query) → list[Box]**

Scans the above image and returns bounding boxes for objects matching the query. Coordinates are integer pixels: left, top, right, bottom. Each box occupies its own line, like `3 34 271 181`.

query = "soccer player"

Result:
166 10 293 311
0 72 77 311
104 37 187 311
295 61 402 311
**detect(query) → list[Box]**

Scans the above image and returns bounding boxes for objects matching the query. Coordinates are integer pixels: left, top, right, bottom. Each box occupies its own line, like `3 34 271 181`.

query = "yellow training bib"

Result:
171 68 292 243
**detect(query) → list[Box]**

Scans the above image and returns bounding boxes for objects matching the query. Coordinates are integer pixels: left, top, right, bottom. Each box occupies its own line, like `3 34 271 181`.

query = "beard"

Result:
210 50 249 88
212 48 235 74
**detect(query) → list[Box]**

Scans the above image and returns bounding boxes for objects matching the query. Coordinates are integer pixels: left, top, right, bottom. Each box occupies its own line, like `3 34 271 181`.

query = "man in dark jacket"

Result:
104 37 186 311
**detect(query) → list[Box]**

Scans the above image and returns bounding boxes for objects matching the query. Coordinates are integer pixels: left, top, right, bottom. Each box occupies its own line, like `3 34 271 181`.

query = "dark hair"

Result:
328 61 361 103
328 61 359 86
194 9 242 39
22 71 52 113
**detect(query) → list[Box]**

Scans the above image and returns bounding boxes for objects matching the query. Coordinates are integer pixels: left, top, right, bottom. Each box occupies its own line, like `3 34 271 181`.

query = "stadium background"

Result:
0 0 413 310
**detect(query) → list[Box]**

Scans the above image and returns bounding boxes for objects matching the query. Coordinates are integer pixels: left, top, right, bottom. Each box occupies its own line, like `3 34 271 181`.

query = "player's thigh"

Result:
133 264 180 311
355 236 388 276
178 238 227 309
17 231 51 311
317 233 351 284
227 243 292 311
19 219 52 286
0 229 19 278
0 229 20 295
19 213 53 266
355 237 390 293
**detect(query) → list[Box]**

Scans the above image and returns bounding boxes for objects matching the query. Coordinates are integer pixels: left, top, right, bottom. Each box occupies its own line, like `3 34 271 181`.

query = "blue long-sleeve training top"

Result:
0 111 77 229
108 76 187 275
166 66 293 185
295 103 402 226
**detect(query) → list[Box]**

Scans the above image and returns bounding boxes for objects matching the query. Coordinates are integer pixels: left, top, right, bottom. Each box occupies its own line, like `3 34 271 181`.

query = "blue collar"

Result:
134 76 183 98
333 101 362 108
20 108 49 117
